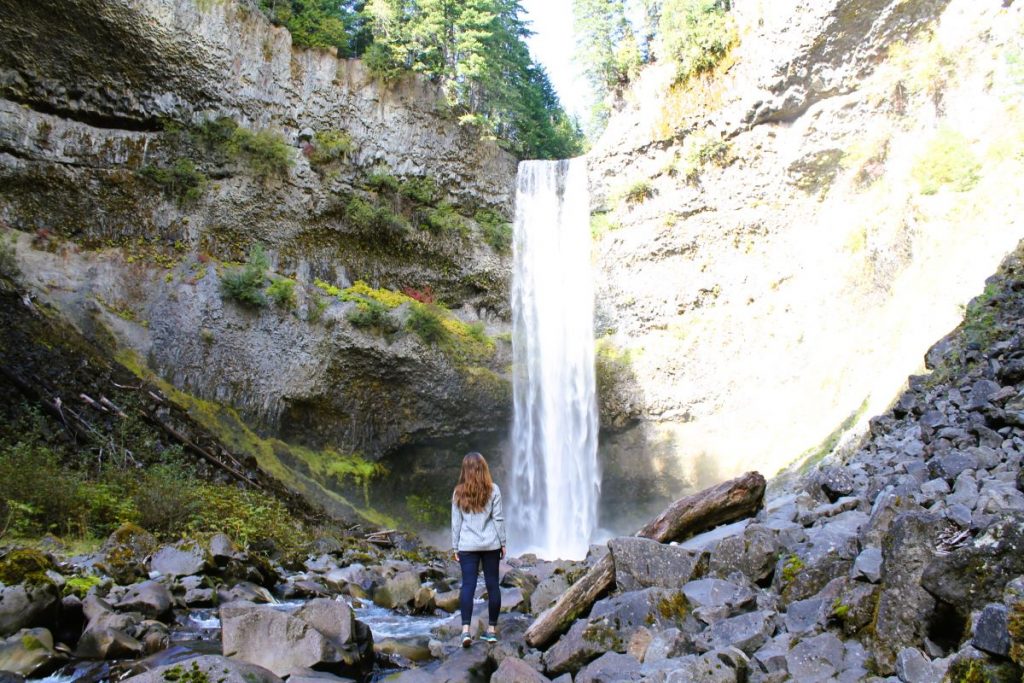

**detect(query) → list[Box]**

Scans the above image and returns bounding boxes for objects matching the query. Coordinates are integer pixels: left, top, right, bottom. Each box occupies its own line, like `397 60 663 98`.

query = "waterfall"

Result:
509 158 600 561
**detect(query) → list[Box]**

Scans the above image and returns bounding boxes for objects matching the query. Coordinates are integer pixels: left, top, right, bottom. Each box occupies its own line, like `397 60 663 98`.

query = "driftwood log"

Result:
523 470 767 649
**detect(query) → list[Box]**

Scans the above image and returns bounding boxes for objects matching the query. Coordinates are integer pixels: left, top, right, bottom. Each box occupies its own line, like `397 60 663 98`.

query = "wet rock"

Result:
491 656 547 683
217 581 275 604
76 625 145 660
150 541 208 578
922 513 1024 616
115 581 173 620
609 537 705 591
784 632 843 683
0 580 60 638
373 571 422 611
435 589 460 613
209 534 246 564
0 628 61 676
972 604 1011 657
220 599 372 679
121 654 283 683
576 651 642 682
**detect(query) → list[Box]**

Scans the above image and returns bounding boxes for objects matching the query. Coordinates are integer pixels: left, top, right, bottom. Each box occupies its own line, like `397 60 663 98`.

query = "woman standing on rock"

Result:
451 452 506 647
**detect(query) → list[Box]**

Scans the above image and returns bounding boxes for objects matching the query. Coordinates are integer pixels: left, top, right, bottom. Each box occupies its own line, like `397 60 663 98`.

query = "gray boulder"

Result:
784 632 844 683
531 574 569 615
115 581 173 620
0 628 61 676
608 537 705 591
708 524 780 585
695 610 775 654
851 547 882 583
121 654 282 683
490 656 547 683
150 541 208 578
373 571 422 611
576 651 642 682
922 513 1024 617
97 524 156 585
220 599 372 679
895 647 943 683
544 588 690 675
0 581 60 638
972 604 1010 657
76 625 145 660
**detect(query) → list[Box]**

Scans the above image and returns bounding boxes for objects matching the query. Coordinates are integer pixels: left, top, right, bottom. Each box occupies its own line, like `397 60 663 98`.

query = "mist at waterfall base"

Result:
508 158 601 561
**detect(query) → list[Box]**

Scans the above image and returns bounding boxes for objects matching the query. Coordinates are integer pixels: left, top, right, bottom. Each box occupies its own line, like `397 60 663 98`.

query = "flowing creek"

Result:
37 598 458 683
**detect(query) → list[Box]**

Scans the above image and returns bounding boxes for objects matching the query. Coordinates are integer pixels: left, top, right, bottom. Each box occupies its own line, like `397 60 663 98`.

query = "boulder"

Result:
682 578 755 622
121 654 283 683
576 651 642 683
435 589 460 613
209 534 245 563
0 628 61 676
851 547 882 583
0 581 60 638
220 600 372 679
373 572 422 611
530 574 569 615
972 604 1011 657
544 588 691 675
115 581 173 620
150 541 208 578
870 512 945 674
708 524 780 585
694 610 775 654
922 513 1024 617
608 537 705 592
784 632 844 683
76 626 145 660
217 581 275 604
643 628 692 663
895 647 944 683
98 524 156 585
491 656 548 683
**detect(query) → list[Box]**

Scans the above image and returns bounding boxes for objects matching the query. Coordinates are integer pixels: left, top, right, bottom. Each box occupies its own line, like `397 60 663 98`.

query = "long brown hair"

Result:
453 452 493 513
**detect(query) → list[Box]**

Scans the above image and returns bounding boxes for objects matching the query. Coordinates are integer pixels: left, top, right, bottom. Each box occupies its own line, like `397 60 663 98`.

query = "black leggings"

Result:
458 549 501 626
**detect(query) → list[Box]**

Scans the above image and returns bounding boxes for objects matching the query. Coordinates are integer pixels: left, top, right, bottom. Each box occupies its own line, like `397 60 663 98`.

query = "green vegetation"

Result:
257 0 370 56
618 179 655 206
266 277 297 309
912 127 982 195
365 168 401 193
422 202 468 236
399 177 439 205
781 554 804 584
573 0 736 135
63 575 102 598
308 129 353 166
407 302 449 345
963 282 1000 348
0 231 20 281
676 129 733 182
141 159 208 204
406 494 447 527
162 661 213 683
347 298 400 335
344 195 410 235
0 548 54 586
221 244 270 308
475 208 512 253
178 117 292 179
590 212 619 238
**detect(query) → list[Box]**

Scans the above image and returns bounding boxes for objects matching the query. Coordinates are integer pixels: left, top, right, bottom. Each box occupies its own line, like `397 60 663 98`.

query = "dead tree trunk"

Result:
524 470 766 649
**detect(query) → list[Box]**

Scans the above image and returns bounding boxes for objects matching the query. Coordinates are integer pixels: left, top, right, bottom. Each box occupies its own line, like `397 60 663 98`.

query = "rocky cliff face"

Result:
0 0 517 523
589 0 1024 528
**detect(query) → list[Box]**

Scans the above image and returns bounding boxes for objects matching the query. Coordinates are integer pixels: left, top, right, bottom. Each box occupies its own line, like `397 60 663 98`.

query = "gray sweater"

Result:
451 484 507 552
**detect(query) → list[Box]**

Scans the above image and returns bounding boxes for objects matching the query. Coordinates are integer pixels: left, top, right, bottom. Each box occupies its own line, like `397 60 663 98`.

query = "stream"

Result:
36 597 459 683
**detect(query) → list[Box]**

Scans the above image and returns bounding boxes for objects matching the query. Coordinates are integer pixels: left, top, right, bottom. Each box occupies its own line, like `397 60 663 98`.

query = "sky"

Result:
519 0 590 119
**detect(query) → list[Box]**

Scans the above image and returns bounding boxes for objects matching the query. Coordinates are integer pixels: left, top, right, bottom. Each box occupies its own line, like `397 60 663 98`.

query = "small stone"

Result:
895 647 938 683
785 632 844 682
851 547 882 583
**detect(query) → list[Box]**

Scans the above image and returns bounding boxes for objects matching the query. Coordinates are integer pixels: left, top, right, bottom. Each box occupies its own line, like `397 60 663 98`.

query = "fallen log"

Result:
523 470 766 649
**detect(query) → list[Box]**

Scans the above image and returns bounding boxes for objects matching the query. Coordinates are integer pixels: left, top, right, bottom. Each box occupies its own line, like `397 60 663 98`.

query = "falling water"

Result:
509 158 600 561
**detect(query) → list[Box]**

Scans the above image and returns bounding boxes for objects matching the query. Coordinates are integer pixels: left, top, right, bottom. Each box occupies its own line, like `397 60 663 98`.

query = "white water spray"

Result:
509 158 600 561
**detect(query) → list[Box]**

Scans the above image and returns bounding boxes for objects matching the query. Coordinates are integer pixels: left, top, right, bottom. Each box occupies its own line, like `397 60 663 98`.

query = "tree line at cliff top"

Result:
257 0 584 160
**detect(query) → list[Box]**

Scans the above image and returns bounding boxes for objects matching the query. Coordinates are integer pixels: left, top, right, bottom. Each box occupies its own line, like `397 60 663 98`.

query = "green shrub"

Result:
406 494 447 527
266 277 297 309
347 299 400 335
407 303 450 345
364 42 404 83
187 483 302 550
228 127 294 178
309 130 352 166
222 245 269 308
659 0 737 84
620 180 655 205
912 127 982 194
344 196 410 235
365 168 400 193
0 231 20 281
193 116 239 151
475 209 512 253
141 159 208 203
399 177 439 204
422 202 468 235
676 130 733 183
